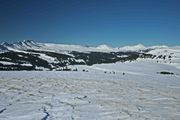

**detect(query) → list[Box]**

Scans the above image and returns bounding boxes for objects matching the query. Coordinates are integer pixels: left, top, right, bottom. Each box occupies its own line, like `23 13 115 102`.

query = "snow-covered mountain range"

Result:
0 40 179 70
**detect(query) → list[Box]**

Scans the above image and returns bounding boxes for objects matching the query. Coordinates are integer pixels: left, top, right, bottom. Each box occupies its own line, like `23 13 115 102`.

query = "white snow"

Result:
20 63 33 67
39 43 118 53
74 59 85 63
0 61 16 65
146 46 180 69
35 66 49 71
38 53 59 63
96 44 114 52
1 40 180 69
118 44 146 51
0 61 180 120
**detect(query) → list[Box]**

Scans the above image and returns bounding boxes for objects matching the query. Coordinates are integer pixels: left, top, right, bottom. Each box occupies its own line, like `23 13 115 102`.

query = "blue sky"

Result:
0 0 180 47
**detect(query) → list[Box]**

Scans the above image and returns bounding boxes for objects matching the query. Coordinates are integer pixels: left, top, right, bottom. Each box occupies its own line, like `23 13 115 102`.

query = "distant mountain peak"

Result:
135 44 145 47
23 40 35 43
0 40 180 70
96 44 114 51
0 44 8 51
0 40 40 51
1 42 12 46
118 44 146 51
0 40 178 53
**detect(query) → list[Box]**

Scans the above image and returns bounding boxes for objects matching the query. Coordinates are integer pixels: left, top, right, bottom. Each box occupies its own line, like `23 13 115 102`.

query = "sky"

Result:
0 0 180 47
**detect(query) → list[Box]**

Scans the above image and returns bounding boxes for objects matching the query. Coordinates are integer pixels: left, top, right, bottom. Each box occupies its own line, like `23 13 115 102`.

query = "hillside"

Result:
0 40 179 70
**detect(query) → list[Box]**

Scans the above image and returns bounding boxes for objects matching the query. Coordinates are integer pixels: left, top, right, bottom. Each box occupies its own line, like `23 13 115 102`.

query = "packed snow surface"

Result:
0 61 180 120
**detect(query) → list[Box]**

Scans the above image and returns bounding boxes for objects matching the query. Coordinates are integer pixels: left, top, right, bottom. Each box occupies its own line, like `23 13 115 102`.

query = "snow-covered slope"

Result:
118 44 146 51
0 62 180 120
1 40 41 51
0 45 9 53
39 43 117 53
0 40 180 70
0 40 179 54
137 46 180 69
96 44 115 52
0 40 180 119
1 40 117 52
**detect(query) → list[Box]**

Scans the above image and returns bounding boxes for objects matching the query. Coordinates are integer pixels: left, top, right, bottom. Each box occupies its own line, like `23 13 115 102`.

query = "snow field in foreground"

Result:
0 61 180 120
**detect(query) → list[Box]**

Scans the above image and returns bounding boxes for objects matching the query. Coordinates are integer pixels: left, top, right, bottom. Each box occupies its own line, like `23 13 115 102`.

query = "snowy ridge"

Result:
1 40 41 51
146 46 180 69
96 44 115 52
1 40 117 52
118 44 146 51
40 43 117 52
0 40 180 70
0 40 179 53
